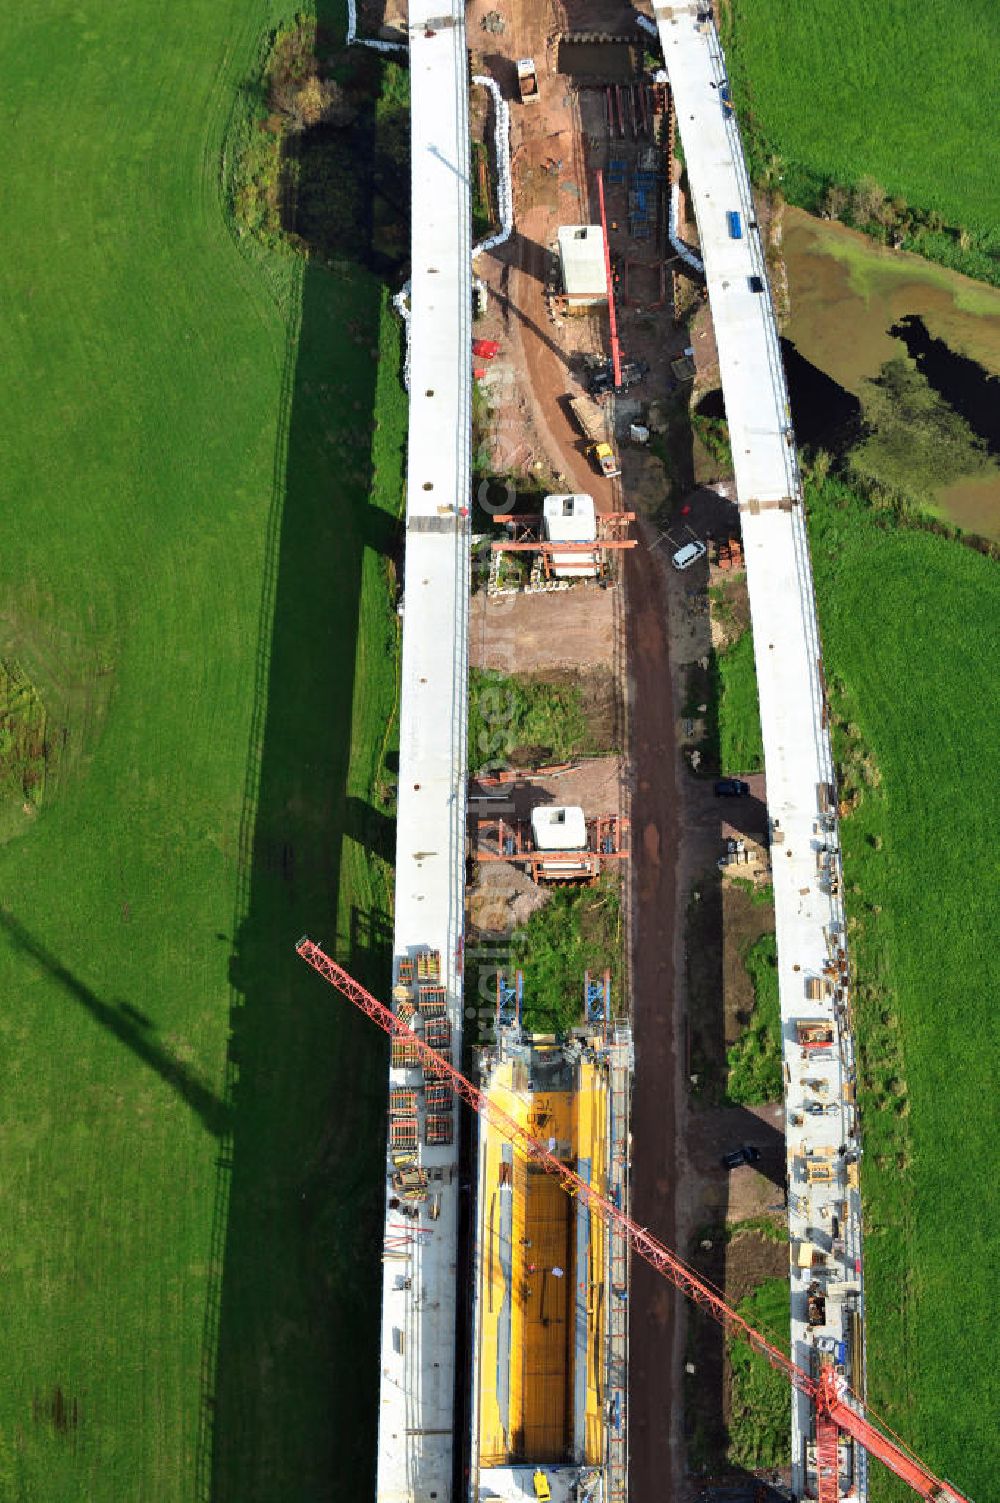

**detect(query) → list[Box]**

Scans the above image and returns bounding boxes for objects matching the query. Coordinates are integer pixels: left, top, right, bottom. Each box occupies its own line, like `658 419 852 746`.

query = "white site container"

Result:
542 493 598 578
531 805 588 851
557 225 608 306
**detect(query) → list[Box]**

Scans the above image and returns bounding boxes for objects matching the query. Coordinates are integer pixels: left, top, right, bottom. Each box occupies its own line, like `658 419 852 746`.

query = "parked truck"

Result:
568 395 621 479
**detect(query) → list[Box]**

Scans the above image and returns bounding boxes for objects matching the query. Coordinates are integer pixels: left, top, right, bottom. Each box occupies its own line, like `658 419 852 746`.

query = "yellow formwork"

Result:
577 1059 607 1465
476 1053 607 1469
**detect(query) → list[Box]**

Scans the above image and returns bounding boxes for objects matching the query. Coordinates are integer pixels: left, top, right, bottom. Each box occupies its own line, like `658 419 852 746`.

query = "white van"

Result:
671 539 707 571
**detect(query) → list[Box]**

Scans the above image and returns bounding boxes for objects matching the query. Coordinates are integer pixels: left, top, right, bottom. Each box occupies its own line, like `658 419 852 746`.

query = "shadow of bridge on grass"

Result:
195 20 412 1482
195 245 401 1503
197 229 404 1501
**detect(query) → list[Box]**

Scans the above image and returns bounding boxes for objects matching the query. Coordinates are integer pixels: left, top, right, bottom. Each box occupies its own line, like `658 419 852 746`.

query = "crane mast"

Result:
295 937 972 1503
595 168 622 390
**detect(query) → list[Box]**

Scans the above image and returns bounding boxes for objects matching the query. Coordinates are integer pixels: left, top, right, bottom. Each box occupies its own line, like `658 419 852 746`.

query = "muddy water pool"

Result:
781 206 1000 539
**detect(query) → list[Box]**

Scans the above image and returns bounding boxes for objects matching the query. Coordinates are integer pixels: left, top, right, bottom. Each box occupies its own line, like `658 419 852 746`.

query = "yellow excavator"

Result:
568 395 621 479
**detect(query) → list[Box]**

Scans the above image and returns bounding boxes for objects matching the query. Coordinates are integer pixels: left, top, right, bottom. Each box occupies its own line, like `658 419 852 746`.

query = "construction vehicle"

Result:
516 58 539 102
295 937 976 1503
568 394 621 478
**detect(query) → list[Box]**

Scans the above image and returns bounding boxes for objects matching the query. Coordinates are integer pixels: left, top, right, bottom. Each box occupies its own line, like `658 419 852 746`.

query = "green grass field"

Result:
808 484 999 1498
712 484 998 1493
512 880 624 1034
727 1277 791 1470
716 629 764 776
0 4 405 1498
468 667 615 775
725 932 781 1106
724 0 1000 276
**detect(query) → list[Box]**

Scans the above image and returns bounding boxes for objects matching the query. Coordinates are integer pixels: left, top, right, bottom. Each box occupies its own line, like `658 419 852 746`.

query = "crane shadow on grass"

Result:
0 908 230 1139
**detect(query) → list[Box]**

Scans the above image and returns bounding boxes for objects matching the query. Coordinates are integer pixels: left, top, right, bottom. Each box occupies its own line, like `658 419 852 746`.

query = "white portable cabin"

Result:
557 226 608 307
542 493 598 577
531 805 588 852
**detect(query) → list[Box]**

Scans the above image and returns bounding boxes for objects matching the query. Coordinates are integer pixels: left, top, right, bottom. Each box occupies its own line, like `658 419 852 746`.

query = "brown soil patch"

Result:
708 569 752 653
356 0 407 40
467 753 626 938
470 751 622 819
467 861 551 934
470 584 616 674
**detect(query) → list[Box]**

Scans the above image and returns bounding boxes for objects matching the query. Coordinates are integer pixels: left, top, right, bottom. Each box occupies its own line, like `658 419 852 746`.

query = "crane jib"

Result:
295 938 973 1503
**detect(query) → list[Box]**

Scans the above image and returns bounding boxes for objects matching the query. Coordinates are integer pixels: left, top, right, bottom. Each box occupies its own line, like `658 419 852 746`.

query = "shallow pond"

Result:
781 206 1000 539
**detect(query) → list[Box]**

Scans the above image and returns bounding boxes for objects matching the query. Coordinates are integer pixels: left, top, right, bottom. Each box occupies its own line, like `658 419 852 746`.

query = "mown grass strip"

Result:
716 629 764 776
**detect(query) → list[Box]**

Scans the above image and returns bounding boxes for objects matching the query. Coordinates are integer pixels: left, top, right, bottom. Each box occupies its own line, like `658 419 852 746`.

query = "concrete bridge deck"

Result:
652 4 867 1496
376 0 471 1496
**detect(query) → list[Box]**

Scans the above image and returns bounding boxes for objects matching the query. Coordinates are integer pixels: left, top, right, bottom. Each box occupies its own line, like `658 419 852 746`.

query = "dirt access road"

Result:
624 527 684 1501
468 1 788 1494
467 0 687 1493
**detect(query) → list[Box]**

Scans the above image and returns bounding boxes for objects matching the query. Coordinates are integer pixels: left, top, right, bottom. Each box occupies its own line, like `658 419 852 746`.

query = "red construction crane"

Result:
595 168 623 390
295 937 973 1503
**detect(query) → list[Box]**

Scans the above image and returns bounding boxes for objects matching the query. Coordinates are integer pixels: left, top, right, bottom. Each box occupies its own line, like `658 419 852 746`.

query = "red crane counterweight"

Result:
295 938 973 1503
